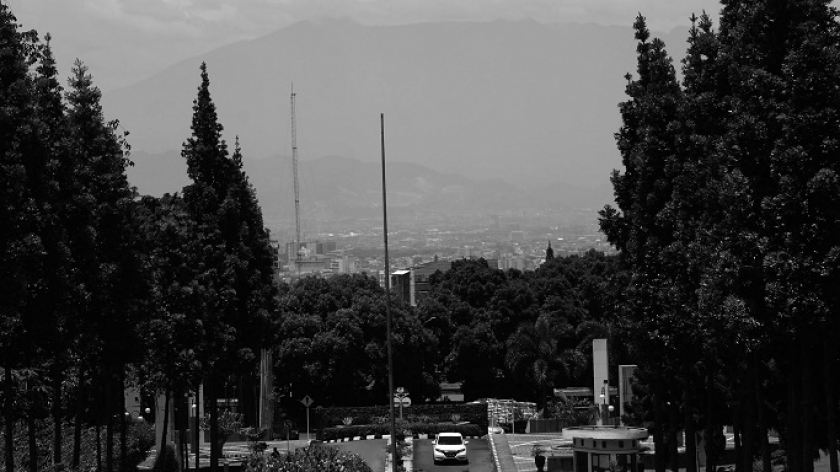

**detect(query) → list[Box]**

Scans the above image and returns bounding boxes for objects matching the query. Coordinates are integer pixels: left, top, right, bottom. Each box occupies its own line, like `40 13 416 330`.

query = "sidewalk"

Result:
489 433 522 472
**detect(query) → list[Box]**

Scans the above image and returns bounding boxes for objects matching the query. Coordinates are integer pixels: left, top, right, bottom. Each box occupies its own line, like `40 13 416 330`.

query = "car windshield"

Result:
437 436 463 446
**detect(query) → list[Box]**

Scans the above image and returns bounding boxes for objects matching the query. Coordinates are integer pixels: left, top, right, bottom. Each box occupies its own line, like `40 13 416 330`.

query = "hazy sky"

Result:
8 0 718 92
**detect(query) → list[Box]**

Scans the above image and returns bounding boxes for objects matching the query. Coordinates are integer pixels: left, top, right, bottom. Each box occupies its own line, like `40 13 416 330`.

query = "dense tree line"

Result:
600 2 840 472
273 252 628 415
0 5 275 472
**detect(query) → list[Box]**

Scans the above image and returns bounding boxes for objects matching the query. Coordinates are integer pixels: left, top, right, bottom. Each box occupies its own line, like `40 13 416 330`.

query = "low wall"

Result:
528 418 567 433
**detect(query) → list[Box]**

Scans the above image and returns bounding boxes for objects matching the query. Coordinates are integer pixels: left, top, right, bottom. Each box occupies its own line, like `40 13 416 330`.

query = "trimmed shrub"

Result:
317 403 488 431
319 422 484 441
246 444 372 472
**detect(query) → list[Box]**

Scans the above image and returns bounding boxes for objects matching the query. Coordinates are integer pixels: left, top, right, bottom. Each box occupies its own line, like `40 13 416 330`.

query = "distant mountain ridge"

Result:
126 150 614 222
104 18 691 203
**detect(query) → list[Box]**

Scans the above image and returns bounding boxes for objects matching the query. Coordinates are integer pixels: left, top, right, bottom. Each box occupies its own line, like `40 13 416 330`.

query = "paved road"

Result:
414 438 494 472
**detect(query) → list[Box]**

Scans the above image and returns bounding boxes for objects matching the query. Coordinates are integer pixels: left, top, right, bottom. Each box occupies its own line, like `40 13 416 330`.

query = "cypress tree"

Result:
31 33 75 469
181 63 276 471
0 5 43 470
65 58 140 472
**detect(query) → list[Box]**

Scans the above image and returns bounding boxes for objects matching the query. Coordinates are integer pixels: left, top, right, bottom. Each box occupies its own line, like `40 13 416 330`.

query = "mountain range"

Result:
107 18 691 212
126 151 615 226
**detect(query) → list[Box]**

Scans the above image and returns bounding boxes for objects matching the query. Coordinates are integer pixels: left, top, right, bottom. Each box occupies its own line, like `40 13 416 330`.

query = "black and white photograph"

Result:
2 0 839 471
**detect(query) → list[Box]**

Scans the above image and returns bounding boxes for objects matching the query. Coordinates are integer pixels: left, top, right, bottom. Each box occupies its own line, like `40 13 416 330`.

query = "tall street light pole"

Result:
381 113 398 472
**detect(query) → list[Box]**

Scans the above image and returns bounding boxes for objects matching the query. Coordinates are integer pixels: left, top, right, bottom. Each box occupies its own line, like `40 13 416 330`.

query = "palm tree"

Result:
505 314 586 408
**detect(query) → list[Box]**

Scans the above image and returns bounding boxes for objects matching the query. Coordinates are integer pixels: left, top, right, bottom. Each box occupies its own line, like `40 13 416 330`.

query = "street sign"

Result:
300 394 314 441
300 395 314 408
393 396 411 407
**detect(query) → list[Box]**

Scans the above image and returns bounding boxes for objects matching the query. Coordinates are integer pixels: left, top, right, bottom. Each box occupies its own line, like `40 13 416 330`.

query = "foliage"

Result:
318 423 484 442
274 273 439 406
246 445 372 472
317 403 488 431
0 419 154 472
179 62 277 468
544 397 598 426
200 410 244 437
420 253 626 402
598 3 840 472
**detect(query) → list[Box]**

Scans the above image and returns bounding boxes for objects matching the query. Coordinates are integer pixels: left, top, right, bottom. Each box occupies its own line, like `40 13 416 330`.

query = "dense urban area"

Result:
269 209 614 280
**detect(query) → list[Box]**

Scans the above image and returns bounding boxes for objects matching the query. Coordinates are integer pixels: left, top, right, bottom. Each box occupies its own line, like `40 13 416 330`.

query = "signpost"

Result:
284 420 293 453
300 395 314 441
393 388 410 420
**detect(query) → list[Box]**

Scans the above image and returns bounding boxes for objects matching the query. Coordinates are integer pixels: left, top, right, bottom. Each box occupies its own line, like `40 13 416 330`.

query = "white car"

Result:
433 432 469 464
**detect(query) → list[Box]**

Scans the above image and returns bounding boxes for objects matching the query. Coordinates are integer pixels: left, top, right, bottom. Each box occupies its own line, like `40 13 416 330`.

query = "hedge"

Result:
246 444 372 472
318 423 485 442
316 403 488 431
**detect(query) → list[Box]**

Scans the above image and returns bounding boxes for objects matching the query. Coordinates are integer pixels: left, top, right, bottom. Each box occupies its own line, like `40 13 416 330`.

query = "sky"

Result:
8 0 718 92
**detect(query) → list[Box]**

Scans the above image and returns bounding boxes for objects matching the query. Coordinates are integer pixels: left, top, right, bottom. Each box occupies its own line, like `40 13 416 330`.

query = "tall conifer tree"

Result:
65 58 140 472
599 14 684 472
0 4 39 470
181 63 276 471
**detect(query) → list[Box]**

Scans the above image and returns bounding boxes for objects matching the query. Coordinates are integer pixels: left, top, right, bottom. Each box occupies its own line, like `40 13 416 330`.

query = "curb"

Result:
489 433 503 472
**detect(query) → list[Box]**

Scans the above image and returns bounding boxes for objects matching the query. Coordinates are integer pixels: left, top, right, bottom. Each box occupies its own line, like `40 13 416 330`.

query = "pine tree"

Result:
29 33 76 468
181 64 276 471
603 3 840 472
599 14 686 472
65 58 141 472
0 5 43 470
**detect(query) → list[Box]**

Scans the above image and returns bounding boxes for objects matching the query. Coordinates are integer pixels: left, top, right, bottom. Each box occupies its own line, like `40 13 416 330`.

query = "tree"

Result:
65 57 141 472
136 193 209 454
29 32 79 469
505 314 585 408
274 274 438 407
180 62 276 471
599 3 840 472
599 14 691 472
0 5 44 470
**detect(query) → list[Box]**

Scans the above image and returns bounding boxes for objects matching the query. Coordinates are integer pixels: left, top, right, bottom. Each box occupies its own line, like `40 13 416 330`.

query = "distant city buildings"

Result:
270 210 617 285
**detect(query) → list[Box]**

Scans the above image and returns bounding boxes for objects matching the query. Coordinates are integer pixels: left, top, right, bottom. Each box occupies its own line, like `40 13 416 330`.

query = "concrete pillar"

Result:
593 339 609 425
619 365 637 426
